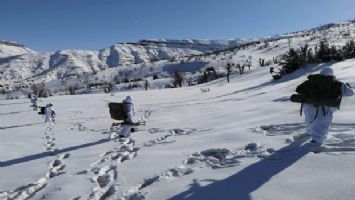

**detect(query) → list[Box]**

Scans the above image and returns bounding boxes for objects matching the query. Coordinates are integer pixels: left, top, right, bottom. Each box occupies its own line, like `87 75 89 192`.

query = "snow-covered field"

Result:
1 57 355 200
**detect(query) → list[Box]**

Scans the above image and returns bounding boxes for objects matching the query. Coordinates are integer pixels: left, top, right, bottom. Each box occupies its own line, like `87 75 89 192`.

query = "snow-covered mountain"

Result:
0 39 248 89
0 40 35 58
1 19 355 92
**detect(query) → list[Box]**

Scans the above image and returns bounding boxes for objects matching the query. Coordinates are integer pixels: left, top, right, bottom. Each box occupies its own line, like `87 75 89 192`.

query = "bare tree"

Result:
258 58 265 67
236 63 245 74
172 71 184 88
187 77 195 86
68 84 79 95
103 82 114 93
31 82 46 97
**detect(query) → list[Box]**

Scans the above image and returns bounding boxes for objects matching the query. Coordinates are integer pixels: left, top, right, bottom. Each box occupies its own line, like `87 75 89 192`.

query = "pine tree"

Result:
307 48 316 63
280 48 302 73
342 40 355 59
317 40 332 62
330 46 342 61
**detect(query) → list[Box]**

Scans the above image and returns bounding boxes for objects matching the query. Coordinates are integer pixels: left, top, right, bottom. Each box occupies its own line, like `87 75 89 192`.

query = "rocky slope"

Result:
0 39 247 89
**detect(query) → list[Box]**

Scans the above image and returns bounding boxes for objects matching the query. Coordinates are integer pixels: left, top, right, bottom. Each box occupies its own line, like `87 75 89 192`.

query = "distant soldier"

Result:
31 95 38 111
269 67 274 74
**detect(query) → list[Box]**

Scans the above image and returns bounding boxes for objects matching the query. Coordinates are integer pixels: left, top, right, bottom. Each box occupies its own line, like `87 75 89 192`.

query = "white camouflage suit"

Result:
119 96 136 137
303 68 354 143
45 104 55 123
31 96 38 111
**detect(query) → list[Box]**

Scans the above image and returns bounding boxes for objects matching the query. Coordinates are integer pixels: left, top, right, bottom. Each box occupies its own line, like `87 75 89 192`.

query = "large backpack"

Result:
38 106 46 115
290 74 343 118
108 102 129 121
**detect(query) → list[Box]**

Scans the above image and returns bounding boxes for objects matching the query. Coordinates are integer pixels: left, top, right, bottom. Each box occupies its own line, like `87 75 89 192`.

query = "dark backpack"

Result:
38 106 46 115
108 102 130 121
290 74 343 119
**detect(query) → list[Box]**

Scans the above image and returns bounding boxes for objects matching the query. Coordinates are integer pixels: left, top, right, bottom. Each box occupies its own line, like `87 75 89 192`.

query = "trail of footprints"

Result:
70 122 87 132
1 109 143 200
253 124 355 154
143 128 198 147
43 123 56 153
121 124 355 199
8 114 355 200
42 123 71 179
0 123 71 200
74 137 138 200
70 108 155 200
78 124 202 200
82 124 236 200
122 143 269 200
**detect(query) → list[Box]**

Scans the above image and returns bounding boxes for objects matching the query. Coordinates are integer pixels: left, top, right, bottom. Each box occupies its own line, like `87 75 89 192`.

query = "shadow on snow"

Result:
0 110 32 116
168 138 318 200
0 122 44 130
0 138 113 167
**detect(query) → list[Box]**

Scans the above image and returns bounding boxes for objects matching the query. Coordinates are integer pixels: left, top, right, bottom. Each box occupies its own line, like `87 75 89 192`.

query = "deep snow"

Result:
1 57 355 200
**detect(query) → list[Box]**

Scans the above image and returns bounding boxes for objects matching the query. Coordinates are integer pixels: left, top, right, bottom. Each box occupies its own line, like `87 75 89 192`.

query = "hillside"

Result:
2 20 355 94
1 57 355 199
0 40 35 58
0 39 247 90
2 18 355 200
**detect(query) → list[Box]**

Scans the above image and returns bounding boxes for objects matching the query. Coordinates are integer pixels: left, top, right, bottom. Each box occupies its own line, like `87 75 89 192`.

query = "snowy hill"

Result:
2 20 355 92
2 19 355 200
1 57 355 199
0 40 35 58
0 39 249 90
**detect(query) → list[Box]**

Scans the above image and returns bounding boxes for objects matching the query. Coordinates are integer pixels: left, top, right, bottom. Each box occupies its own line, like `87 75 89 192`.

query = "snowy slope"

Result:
2 20 355 92
35 20 355 96
0 39 248 89
0 40 34 58
1 57 355 200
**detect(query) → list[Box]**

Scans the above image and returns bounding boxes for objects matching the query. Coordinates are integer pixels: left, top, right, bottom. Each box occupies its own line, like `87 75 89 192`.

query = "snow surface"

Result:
1 57 355 200
0 40 34 58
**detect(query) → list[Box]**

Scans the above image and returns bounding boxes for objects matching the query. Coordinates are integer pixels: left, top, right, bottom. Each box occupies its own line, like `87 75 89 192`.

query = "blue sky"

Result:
1 0 355 52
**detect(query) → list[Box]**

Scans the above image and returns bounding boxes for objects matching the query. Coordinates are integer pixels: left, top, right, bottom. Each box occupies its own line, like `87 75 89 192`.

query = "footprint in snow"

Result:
70 122 87 131
0 152 71 199
83 138 138 199
0 177 48 200
143 110 153 119
143 135 176 147
123 143 268 199
254 124 355 154
88 164 117 200
143 128 198 148
252 123 306 136
148 128 165 134
169 128 197 136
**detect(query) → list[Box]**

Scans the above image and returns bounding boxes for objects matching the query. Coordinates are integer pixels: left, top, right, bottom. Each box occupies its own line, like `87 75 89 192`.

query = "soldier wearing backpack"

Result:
291 67 354 143
44 103 56 123
111 96 135 138
108 96 140 138
122 96 135 124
